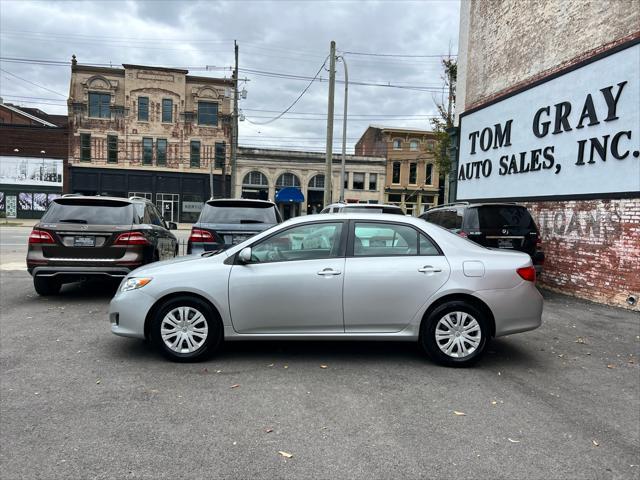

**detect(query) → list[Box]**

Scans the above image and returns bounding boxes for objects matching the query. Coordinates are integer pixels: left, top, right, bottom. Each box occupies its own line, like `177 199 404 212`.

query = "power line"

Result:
342 50 457 58
0 68 67 97
244 57 329 126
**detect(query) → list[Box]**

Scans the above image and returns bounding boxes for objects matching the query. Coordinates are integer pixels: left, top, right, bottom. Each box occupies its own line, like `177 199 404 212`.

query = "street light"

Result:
338 55 349 202
40 150 46 182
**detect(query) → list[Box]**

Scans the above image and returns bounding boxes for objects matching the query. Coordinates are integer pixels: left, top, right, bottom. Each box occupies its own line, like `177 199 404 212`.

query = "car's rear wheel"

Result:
33 276 61 296
149 296 222 362
420 301 489 367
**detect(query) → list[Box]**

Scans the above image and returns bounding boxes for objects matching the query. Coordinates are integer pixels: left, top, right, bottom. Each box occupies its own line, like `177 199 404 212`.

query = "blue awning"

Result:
275 187 304 203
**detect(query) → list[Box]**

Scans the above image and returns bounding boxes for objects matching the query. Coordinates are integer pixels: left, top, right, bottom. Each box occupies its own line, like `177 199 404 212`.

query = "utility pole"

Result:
209 155 214 199
444 51 454 203
324 41 336 207
339 55 349 202
230 40 239 198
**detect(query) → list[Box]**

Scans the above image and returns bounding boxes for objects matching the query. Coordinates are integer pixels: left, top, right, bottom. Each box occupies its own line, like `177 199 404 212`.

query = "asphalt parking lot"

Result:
1 227 639 479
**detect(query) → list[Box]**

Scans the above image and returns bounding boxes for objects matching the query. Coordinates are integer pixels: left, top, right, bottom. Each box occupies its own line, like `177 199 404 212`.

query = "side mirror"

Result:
168 222 178 230
238 247 252 264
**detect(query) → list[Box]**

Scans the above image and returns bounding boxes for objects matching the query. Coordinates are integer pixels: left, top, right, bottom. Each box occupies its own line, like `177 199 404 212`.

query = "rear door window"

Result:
353 222 418 256
42 199 134 225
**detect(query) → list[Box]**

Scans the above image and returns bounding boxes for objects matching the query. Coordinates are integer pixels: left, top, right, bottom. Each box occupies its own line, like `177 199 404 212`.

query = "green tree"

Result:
430 58 457 176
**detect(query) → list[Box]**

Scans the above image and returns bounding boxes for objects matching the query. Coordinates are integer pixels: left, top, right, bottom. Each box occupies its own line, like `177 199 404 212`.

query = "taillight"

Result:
517 266 536 282
28 229 55 244
189 228 215 243
114 232 150 246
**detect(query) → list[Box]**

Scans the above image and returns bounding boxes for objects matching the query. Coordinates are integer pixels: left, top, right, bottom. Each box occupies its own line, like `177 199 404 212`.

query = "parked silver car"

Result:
109 213 543 366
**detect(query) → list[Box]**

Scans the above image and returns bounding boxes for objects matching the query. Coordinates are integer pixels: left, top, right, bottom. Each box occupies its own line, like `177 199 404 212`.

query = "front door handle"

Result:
418 265 442 273
317 268 341 276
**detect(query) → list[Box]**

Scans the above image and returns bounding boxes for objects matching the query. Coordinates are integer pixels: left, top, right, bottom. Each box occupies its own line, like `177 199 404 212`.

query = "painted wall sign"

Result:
457 42 640 200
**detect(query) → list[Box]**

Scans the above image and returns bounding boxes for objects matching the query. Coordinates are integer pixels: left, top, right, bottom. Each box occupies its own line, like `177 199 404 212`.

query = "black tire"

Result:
33 276 61 296
149 296 222 362
420 301 489 367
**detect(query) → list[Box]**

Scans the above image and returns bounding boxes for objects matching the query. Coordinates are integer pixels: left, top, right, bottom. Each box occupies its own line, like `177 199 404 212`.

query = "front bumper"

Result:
109 288 156 339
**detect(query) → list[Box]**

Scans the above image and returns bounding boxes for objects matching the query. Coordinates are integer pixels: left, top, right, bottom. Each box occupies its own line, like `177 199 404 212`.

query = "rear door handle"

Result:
418 265 442 273
317 268 341 276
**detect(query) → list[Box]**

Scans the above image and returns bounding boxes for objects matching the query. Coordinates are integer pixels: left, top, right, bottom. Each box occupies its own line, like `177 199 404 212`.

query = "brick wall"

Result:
523 198 640 311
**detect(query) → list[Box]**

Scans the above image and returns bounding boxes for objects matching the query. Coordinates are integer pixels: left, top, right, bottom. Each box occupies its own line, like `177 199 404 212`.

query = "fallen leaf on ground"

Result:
278 451 293 458
267 364 274 367
230 384 240 389
607 364 616 369
508 438 520 443
592 440 599 446
96 379 101 385
575 337 587 344
216 370 222 373
283 365 288 369
265 428 273 433
491 400 497 405
453 411 466 416
320 365 328 369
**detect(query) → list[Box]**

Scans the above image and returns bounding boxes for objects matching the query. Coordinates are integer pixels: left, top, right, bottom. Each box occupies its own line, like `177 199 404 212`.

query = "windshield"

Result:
200 203 278 224
42 199 134 225
473 206 536 230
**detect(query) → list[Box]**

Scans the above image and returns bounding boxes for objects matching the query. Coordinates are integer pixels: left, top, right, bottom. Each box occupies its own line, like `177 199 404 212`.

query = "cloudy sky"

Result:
0 0 460 153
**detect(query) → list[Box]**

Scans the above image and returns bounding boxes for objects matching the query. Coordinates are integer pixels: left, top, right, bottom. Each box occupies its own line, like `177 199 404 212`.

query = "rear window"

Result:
471 205 535 230
42 199 134 225
200 202 278 224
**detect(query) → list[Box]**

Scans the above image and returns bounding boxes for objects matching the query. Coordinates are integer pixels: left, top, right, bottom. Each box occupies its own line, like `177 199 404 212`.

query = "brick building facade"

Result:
455 0 639 310
0 102 69 218
68 59 233 223
355 126 440 215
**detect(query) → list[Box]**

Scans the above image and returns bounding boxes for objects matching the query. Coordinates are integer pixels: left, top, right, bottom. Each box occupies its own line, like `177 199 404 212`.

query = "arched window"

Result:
241 171 269 200
243 171 268 187
308 174 325 190
409 139 419 151
276 173 301 188
392 138 403 150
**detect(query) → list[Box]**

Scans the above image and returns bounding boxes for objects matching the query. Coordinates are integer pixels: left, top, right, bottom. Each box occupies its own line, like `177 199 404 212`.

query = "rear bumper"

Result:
475 281 543 337
29 265 135 281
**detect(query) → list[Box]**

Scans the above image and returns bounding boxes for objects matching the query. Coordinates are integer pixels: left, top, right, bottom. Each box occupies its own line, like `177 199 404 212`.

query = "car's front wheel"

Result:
33 276 61 296
149 296 222 362
420 301 489 367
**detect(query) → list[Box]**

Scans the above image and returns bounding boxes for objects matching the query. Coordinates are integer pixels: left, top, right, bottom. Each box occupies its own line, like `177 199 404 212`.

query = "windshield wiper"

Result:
58 219 88 224
201 249 224 257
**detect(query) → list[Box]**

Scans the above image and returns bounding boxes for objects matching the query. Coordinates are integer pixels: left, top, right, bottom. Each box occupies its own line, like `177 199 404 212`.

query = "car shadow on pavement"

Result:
109 336 539 369
55 279 120 299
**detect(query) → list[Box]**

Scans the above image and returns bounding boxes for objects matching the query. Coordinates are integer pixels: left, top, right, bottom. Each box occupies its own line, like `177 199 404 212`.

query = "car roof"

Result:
206 198 276 207
326 203 402 209
425 202 522 212
53 195 135 204
284 211 426 227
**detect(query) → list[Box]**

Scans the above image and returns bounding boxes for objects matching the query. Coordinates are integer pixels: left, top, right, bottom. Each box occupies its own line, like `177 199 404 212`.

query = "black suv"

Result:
187 199 282 254
420 202 544 272
27 196 178 295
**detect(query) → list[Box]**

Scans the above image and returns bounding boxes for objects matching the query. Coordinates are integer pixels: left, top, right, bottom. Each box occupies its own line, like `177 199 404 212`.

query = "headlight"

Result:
121 277 152 292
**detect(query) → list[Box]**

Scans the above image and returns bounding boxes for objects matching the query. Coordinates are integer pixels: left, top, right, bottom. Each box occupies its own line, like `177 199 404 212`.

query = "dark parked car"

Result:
27 196 178 295
187 199 282 254
420 202 544 272
320 202 405 215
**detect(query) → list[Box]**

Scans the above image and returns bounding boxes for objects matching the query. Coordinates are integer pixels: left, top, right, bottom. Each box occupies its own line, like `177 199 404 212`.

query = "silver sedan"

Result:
109 213 543 366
